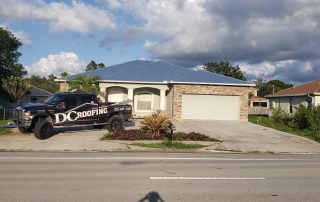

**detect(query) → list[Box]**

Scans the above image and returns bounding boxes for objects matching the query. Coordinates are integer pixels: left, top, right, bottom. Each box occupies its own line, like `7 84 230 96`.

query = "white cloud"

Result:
0 0 115 33
101 0 320 82
26 52 86 77
11 30 32 45
0 24 32 45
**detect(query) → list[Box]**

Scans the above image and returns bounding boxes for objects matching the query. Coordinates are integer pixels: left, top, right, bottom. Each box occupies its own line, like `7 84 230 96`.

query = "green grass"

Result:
0 120 12 136
0 120 11 125
0 128 12 136
249 115 319 142
132 141 206 149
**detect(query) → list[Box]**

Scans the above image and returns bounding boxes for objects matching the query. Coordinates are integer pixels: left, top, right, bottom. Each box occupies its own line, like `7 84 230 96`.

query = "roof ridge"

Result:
155 61 199 81
102 60 154 79
30 85 53 95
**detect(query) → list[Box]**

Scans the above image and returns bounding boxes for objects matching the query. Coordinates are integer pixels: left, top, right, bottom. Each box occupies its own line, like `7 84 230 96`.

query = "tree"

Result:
2 76 31 104
48 74 57 81
203 61 246 81
86 60 105 71
27 75 59 93
0 27 27 95
254 79 293 97
68 75 100 94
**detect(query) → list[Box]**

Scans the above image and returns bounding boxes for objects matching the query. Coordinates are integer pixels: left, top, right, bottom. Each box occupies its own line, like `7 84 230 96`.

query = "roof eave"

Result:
97 80 169 85
170 81 255 87
265 93 315 98
57 79 255 87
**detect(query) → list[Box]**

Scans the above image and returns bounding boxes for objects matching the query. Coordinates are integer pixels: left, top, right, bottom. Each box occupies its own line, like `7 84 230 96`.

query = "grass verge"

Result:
249 115 319 142
132 141 206 149
0 128 12 136
0 120 13 136
0 120 11 125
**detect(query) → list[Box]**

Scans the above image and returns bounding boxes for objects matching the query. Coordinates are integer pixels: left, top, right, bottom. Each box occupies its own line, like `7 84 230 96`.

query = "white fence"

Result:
248 107 269 116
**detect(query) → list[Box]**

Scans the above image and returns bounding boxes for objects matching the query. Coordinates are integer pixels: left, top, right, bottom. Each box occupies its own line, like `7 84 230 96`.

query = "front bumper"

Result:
13 118 32 127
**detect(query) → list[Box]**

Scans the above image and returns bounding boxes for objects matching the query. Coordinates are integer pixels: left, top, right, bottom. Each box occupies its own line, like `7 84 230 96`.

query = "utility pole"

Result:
272 84 275 94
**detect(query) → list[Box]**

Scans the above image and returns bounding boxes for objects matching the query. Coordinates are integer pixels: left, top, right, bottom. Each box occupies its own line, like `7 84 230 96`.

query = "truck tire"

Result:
93 125 105 130
34 119 53 140
18 126 32 134
107 115 123 132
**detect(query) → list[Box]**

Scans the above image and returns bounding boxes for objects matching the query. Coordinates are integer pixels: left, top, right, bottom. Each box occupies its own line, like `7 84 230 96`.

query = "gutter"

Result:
265 93 315 98
55 79 255 87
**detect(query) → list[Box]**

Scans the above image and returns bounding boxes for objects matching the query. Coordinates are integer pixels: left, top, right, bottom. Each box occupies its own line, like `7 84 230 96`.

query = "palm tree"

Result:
68 75 100 94
2 76 31 104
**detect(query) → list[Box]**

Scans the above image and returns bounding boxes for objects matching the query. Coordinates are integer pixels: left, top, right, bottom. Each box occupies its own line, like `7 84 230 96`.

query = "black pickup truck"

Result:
13 92 132 139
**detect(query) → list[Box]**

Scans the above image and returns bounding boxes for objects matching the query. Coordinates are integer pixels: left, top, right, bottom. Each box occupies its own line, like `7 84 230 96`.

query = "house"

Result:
21 86 53 104
58 60 255 120
248 95 269 115
265 80 320 114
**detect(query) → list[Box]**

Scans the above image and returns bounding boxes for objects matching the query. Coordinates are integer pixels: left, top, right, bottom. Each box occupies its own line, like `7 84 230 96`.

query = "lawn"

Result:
0 120 11 125
249 115 319 142
0 120 13 136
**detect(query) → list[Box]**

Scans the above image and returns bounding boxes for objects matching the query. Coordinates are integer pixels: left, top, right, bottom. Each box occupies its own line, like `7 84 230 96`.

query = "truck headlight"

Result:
24 111 31 119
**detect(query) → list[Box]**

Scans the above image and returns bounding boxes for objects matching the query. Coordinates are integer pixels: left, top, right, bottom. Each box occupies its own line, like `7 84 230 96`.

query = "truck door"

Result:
75 95 99 124
54 95 78 125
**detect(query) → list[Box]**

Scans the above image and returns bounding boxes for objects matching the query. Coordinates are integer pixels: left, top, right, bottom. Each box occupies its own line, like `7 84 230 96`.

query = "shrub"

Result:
271 106 289 125
101 129 220 142
141 111 170 138
172 132 220 142
101 129 161 140
293 104 309 129
308 106 320 133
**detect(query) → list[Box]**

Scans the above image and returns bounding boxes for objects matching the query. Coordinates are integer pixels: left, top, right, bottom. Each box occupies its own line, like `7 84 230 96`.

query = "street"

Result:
0 152 319 202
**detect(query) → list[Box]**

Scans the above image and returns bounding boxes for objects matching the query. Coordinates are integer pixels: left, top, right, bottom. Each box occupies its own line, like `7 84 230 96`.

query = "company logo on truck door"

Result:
55 106 108 124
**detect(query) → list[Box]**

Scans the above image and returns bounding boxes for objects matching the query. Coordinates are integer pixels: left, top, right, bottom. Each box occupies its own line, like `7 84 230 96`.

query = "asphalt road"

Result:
0 152 319 202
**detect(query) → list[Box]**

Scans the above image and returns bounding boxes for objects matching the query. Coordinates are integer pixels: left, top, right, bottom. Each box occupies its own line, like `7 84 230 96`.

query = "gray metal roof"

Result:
27 86 53 97
65 60 253 86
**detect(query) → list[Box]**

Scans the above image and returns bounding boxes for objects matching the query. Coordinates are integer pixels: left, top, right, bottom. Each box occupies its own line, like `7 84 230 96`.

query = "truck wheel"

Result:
17 126 32 134
34 119 53 140
93 125 105 130
107 115 123 132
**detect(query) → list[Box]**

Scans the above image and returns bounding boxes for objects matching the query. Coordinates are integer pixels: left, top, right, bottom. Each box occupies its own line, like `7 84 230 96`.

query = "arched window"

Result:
135 92 153 112
108 87 124 103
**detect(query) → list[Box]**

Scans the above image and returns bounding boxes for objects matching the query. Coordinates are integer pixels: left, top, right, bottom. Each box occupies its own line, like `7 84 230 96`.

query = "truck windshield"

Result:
44 95 62 105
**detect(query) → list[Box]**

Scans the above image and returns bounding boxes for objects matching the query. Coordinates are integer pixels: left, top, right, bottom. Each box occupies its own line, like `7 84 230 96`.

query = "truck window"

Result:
64 96 77 110
79 95 94 105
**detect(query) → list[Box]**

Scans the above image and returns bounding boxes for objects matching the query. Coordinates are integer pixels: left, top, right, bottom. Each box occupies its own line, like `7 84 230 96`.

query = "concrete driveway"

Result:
174 120 320 153
0 120 319 153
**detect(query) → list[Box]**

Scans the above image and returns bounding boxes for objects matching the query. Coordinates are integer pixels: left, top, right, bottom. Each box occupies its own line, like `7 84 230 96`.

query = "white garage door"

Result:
181 94 240 120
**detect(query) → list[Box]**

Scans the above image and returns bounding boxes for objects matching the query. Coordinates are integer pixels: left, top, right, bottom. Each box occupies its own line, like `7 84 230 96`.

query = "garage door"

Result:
181 94 240 120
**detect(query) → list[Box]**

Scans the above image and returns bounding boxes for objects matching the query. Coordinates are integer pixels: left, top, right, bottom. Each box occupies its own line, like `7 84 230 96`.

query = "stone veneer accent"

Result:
172 84 250 121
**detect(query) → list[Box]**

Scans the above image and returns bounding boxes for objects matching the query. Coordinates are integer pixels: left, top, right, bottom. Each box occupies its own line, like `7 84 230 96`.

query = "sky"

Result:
0 0 319 83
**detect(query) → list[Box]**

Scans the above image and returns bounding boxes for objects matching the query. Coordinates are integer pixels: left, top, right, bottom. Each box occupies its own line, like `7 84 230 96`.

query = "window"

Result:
79 95 94 105
31 97 37 103
136 93 152 111
63 96 77 110
252 102 268 107
261 102 267 107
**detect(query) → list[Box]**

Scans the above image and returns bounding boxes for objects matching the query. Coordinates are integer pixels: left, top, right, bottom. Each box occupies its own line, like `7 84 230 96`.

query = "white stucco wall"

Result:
269 96 309 114
99 82 170 118
166 87 174 118
314 95 320 106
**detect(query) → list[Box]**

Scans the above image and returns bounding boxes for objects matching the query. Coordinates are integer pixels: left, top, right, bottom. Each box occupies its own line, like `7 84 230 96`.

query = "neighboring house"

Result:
57 60 255 120
265 80 320 114
0 86 53 108
20 86 53 104
248 95 269 115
